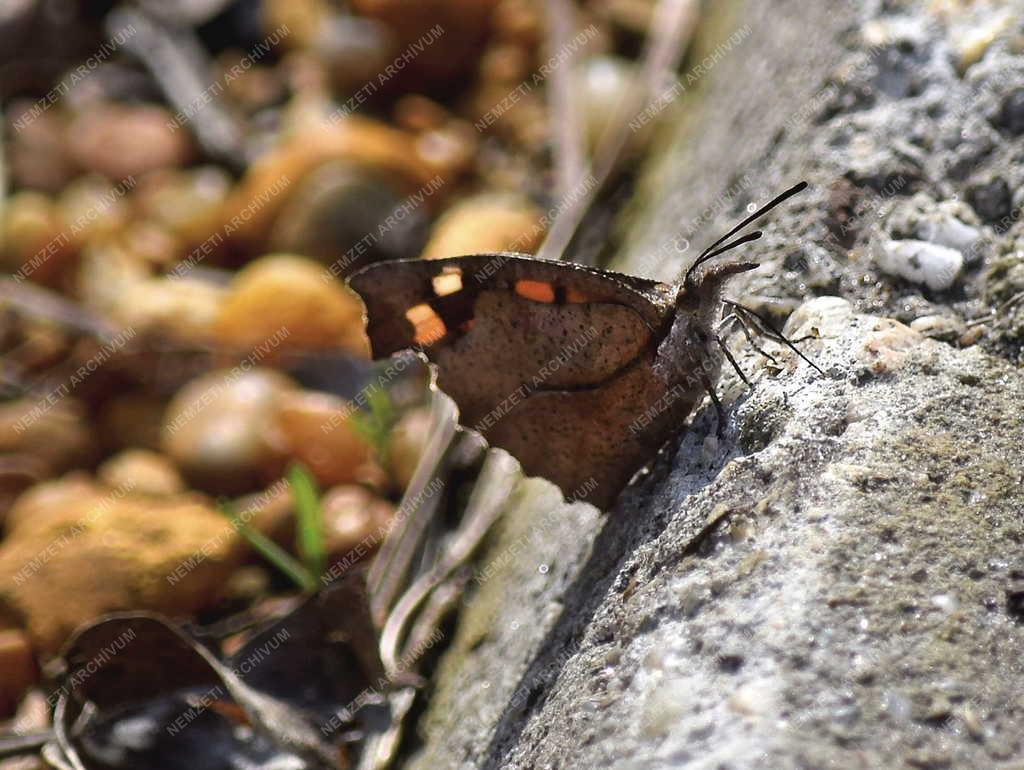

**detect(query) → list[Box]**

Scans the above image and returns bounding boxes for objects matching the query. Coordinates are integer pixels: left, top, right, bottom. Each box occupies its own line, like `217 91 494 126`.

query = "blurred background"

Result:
0 0 673 738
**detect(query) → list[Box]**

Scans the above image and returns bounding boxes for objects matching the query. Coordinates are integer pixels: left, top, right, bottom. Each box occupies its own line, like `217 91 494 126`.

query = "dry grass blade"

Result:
537 0 701 261
106 6 247 171
378 450 520 679
366 385 459 627
0 278 120 341
544 0 587 214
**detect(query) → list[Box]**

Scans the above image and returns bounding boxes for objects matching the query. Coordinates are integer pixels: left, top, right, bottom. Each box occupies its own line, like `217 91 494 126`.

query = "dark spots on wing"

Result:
429 284 480 342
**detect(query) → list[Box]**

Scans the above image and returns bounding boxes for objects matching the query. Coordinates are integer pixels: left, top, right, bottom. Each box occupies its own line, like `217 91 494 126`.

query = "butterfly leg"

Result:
722 300 825 375
715 333 750 387
699 371 727 437
720 311 778 365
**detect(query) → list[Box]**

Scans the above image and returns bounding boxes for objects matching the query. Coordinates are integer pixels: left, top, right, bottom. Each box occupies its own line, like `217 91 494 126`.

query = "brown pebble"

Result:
493 0 543 45
117 221 182 271
275 390 385 488
394 95 451 133
479 43 532 84
97 449 186 496
0 477 243 654
211 116 440 248
5 102 75 193
321 484 395 559
263 0 330 48
223 565 272 603
350 0 499 88
268 162 428 276
0 398 95 481
414 124 477 181
161 368 295 494
67 103 194 181
0 629 36 717
57 175 132 246
214 254 369 356
83 258 215 351
958 324 984 347
133 167 232 246
0 192 71 284
421 193 544 258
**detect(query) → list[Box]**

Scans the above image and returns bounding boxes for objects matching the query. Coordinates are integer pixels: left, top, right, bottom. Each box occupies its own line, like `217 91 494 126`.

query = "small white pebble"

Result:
882 690 912 721
916 214 980 255
931 594 959 613
878 239 963 291
910 314 961 338
641 679 692 736
961 703 985 738
728 679 775 717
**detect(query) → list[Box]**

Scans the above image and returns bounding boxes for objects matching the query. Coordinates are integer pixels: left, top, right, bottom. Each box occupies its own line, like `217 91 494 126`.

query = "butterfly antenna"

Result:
698 230 763 264
683 181 808 287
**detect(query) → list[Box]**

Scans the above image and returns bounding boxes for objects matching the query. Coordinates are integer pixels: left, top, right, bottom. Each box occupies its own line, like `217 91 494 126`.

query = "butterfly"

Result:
348 182 817 509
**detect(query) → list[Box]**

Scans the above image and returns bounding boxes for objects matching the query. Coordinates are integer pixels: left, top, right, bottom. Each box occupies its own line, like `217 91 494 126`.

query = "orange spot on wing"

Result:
405 303 447 345
515 279 556 303
565 286 589 303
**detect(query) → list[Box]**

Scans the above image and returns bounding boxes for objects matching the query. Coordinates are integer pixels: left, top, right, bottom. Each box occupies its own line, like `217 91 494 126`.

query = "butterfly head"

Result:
651 259 757 387
675 259 759 315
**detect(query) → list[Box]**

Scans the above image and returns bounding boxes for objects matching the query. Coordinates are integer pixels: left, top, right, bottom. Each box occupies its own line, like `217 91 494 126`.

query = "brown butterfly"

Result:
349 183 816 509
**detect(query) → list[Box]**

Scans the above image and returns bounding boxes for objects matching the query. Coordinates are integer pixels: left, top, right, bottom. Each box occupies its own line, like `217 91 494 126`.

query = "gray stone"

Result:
404 0 1024 768
408 296 1024 770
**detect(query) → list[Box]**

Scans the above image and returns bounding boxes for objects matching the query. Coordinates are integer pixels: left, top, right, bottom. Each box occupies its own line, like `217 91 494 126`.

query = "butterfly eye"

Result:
514 280 556 303
405 303 447 345
432 271 463 297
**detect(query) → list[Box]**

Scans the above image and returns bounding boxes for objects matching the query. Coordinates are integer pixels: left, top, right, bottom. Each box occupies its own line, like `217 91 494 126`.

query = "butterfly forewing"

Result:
349 254 673 354
348 254 695 508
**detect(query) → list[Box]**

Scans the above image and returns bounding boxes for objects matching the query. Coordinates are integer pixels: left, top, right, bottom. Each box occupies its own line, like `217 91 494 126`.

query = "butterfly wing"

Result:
348 254 694 507
348 253 673 353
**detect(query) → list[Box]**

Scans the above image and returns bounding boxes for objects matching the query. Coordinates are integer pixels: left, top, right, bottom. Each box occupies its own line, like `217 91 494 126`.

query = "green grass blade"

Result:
218 501 317 593
349 386 396 464
287 462 327 579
